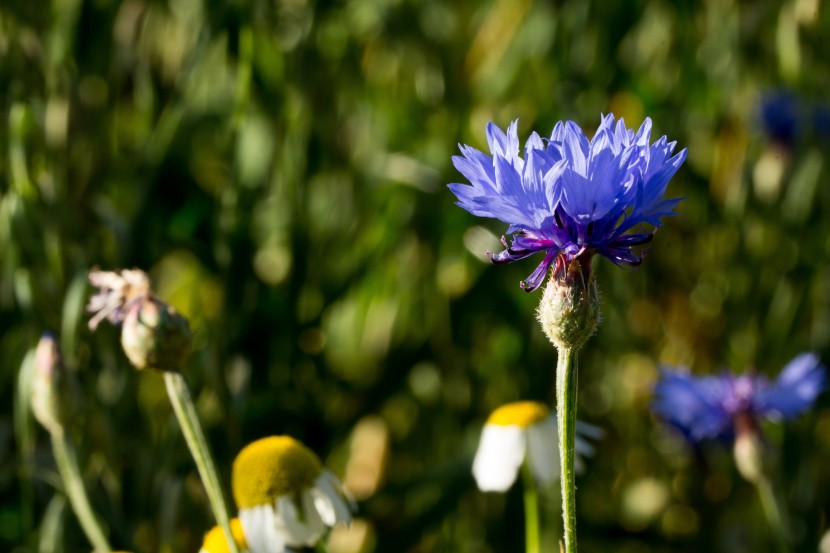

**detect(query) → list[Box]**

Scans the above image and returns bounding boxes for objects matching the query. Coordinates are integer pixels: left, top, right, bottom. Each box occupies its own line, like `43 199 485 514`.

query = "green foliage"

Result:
2 0 830 551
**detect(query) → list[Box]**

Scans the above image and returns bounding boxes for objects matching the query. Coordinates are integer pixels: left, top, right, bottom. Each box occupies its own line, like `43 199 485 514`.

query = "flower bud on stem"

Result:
537 257 600 352
734 415 789 553
31 335 112 553
537 256 600 553
121 296 191 372
31 334 73 435
86 269 237 552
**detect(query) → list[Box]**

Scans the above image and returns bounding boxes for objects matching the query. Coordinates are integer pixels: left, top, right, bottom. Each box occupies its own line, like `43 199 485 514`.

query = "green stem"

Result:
50 430 112 553
556 348 578 553
233 26 254 129
521 461 541 553
164 372 240 553
755 477 789 553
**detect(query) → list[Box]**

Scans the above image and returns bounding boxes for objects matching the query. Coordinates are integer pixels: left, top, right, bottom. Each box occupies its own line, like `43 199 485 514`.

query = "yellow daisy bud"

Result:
232 436 354 552
199 518 248 553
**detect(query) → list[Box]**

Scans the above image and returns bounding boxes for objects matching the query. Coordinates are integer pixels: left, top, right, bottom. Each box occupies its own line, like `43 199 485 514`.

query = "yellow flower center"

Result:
200 519 248 553
232 436 323 509
486 401 549 428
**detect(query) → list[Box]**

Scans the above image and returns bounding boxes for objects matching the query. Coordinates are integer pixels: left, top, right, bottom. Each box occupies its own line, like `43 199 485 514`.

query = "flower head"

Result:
472 401 602 492
86 269 151 330
653 353 826 443
87 268 191 372
232 436 354 553
448 115 686 291
199 519 248 553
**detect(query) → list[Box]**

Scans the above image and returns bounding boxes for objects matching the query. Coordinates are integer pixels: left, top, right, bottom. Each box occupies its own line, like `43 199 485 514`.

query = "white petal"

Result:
526 415 559 484
239 504 285 553
576 420 605 440
472 424 527 492
322 469 357 512
575 420 604 473
314 471 354 525
311 487 338 526
302 490 328 543
274 495 325 547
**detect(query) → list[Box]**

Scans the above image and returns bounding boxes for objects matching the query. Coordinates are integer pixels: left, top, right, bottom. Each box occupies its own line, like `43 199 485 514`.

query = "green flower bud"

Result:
120 296 191 372
733 413 770 484
31 333 74 434
537 257 600 351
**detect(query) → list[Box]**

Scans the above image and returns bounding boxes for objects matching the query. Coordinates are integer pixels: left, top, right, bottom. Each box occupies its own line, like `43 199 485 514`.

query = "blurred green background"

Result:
2 0 830 551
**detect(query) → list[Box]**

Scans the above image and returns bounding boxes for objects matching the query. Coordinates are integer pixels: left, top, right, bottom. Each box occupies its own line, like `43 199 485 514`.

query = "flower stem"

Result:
755 477 789 553
556 347 578 553
163 372 240 553
520 461 541 553
49 430 112 553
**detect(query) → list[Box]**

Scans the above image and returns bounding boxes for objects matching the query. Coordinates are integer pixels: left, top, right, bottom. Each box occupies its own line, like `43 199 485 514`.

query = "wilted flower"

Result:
232 436 354 553
472 401 601 492
87 269 191 371
31 333 74 434
199 519 248 553
448 115 686 292
87 269 151 330
652 353 826 443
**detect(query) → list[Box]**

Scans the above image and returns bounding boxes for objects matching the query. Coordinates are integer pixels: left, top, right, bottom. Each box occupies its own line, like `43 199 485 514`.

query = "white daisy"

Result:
232 436 355 553
472 401 602 492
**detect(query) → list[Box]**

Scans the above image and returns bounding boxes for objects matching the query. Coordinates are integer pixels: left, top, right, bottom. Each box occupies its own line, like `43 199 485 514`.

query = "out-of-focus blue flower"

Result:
758 90 802 146
448 115 686 291
653 353 826 442
812 104 830 140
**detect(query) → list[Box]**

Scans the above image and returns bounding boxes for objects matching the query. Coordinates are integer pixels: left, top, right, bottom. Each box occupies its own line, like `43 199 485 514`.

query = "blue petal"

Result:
652 369 734 441
448 116 686 290
520 250 557 292
486 120 520 161
755 353 826 420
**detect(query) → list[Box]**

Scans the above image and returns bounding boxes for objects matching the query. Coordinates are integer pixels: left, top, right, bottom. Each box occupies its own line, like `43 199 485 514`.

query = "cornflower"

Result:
653 353 825 553
449 114 686 553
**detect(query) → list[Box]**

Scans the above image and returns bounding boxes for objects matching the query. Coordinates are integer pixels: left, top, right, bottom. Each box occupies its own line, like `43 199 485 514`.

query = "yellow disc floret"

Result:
232 436 323 509
487 401 549 428
200 519 248 553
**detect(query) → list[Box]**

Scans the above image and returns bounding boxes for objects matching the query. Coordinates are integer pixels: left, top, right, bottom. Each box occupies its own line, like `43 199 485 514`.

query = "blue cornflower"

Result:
653 353 826 443
758 90 802 147
448 114 686 291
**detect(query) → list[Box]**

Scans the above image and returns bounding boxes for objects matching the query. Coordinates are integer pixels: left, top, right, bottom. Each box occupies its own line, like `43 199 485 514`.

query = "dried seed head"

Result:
120 296 191 372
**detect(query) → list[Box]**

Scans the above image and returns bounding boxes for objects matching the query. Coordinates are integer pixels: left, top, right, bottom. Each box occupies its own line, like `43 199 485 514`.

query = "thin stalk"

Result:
556 348 578 553
49 430 112 553
520 461 541 553
755 477 789 553
164 372 239 553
